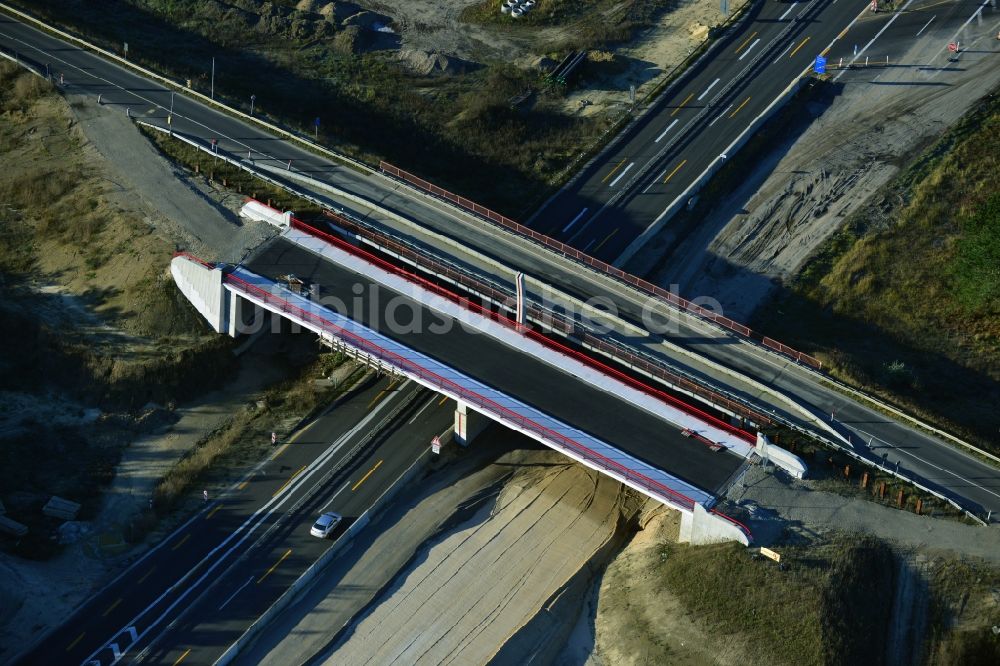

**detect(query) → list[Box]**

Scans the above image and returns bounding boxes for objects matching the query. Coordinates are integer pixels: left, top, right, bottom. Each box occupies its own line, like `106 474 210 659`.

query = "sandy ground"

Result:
0 89 280 657
645 7 1000 321
566 0 745 118
247 439 646 664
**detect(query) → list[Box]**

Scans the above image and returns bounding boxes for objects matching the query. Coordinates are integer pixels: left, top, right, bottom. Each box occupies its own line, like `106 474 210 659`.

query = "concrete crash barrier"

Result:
240 198 292 229
754 432 808 479
679 503 751 546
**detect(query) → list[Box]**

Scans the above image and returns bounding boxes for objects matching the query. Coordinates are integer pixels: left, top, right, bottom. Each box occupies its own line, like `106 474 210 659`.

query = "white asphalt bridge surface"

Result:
225 259 721 510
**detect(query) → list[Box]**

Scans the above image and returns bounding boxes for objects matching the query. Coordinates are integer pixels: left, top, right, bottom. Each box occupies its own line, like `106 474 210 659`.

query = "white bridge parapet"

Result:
170 253 753 545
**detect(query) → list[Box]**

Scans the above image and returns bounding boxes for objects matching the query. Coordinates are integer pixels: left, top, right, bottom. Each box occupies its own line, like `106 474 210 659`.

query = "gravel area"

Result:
728 465 1000 562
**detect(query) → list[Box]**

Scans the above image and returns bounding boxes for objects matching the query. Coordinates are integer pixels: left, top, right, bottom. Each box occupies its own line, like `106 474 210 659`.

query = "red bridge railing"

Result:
378 161 821 370
223 270 702 513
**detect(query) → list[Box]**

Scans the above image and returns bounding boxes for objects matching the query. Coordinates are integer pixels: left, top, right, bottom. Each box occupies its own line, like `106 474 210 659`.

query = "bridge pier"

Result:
454 401 489 447
678 503 749 545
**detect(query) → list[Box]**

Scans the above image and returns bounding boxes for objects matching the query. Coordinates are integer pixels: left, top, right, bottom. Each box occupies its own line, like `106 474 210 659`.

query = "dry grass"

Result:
754 91 1000 450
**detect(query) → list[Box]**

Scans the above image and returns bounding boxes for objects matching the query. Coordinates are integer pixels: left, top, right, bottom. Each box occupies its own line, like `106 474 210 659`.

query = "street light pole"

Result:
210 57 215 100
169 91 174 115
250 94 256 116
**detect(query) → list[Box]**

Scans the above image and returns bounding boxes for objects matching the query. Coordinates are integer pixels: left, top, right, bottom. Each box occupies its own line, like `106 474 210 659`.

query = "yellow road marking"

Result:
67 632 85 652
171 533 191 551
789 36 811 59
735 31 758 53
663 159 688 184
271 442 290 459
437 395 449 406
238 479 249 490
352 459 384 491
366 388 389 409
601 158 627 183
821 46 831 57
206 503 223 519
592 228 619 254
137 566 157 584
272 465 306 497
102 598 122 617
837 27 848 39
670 92 694 117
257 548 292 584
730 96 752 118
172 648 192 666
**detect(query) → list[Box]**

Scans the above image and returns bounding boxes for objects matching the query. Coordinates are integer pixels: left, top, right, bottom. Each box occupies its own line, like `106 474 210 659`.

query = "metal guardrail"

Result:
223 268 702 513
378 161 823 370
320 209 776 430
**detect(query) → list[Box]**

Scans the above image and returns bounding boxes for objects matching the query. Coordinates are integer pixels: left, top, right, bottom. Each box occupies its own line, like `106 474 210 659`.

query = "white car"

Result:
309 512 342 538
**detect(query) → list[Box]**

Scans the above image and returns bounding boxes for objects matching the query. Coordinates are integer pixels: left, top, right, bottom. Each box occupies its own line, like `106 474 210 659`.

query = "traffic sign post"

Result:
431 436 441 454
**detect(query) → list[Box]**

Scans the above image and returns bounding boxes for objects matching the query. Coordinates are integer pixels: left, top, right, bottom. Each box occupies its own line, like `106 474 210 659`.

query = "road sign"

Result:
948 41 958 52
814 55 827 74
431 436 441 454
760 547 781 563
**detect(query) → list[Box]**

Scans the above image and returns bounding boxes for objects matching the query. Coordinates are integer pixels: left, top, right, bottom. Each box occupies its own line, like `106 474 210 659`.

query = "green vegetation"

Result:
141 126 322 218
8 0 620 217
753 89 1000 451
658 535 895 665
925 554 1000 664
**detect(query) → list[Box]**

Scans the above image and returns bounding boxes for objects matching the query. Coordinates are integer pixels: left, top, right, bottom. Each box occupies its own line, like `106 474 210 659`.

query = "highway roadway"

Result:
531 0 999 261
1 2 996 517
15 376 454 666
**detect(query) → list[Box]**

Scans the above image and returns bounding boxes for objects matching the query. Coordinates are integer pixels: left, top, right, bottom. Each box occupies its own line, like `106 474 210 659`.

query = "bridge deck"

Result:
246 237 743 494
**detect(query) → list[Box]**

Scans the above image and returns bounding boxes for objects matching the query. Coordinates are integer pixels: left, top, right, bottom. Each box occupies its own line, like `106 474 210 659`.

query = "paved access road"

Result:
15 377 453 666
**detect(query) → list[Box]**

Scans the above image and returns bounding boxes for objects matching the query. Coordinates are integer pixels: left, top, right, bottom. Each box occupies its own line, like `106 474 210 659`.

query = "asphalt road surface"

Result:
15 377 453 666
1 3 996 516
246 237 746 495
532 0 999 261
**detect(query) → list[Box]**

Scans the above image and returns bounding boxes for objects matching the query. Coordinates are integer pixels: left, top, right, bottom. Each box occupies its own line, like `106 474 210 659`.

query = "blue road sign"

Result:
814 55 827 74
314 116 321 127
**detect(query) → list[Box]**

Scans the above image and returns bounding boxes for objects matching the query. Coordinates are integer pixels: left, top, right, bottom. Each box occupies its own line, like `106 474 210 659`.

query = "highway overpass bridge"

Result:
172 224 808 546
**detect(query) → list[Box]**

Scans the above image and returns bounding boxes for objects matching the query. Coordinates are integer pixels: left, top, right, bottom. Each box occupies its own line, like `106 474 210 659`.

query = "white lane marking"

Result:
779 3 797 20
407 394 438 424
323 482 351 511
607 162 634 188
642 170 668 194
859 429 1000 503
561 207 589 233
583 237 597 252
654 119 679 143
738 38 760 61
218 576 253 610
708 104 733 127
773 40 794 63
83 381 412 666
835 0 917 81
697 78 720 101
915 15 936 36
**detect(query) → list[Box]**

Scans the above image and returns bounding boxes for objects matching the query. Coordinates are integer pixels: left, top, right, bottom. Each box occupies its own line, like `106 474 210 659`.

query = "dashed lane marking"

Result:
670 92 694 117
730 96 752 118
789 36 811 58
663 159 688 184
601 158 627 183
67 632 85 652
102 598 122 617
257 549 292 584
352 459 383 491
